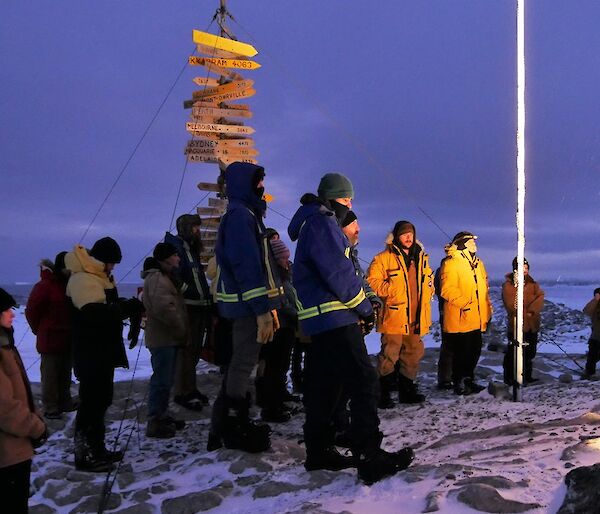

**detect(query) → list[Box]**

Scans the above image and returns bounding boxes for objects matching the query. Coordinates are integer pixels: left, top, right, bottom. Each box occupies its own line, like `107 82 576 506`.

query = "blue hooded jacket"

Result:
288 194 373 336
215 162 283 318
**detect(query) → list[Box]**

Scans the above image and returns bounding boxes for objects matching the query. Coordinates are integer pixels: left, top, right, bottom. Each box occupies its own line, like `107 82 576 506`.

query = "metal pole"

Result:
513 0 526 401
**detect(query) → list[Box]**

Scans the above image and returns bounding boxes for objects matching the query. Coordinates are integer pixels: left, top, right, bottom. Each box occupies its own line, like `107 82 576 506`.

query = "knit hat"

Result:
0 288 17 312
54 251 68 273
270 238 290 269
153 242 178 262
317 173 354 200
512 256 529 271
393 220 415 238
90 237 122 264
594 287 600 296
451 231 477 251
341 210 357 228
265 228 280 241
176 214 201 241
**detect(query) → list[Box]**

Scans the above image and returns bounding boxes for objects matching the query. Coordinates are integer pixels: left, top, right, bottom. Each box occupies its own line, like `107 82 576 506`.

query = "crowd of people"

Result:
2 161 600 511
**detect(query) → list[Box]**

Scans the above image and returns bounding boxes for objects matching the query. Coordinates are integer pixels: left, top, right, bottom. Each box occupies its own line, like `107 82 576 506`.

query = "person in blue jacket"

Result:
207 162 284 453
288 172 414 484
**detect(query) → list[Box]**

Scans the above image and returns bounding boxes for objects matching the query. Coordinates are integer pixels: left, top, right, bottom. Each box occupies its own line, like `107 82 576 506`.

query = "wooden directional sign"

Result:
191 106 253 119
218 156 258 165
192 77 219 87
189 153 258 165
197 182 221 192
185 146 259 158
196 43 246 59
187 138 255 149
186 122 255 135
209 197 227 208
197 206 224 216
221 103 250 111
192 30 258 58
192 80 254 99
183 97 216 109
199 57 261 71
188 56 242 81
196 88 256 105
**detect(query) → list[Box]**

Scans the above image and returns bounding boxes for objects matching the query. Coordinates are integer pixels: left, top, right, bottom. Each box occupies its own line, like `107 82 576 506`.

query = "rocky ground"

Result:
25 294 600 514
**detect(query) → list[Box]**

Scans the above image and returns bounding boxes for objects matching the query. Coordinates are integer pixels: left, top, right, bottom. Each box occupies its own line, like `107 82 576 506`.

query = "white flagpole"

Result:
514 0 526 402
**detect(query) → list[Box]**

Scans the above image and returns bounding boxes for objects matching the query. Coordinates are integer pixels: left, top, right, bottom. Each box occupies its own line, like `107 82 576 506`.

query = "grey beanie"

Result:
317 173 354 200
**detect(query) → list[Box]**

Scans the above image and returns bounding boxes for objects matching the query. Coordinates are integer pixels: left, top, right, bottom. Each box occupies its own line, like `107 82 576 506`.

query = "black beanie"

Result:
54 251 68 273
153 242 178 262
594 287 600 296
0 288 17 312
512 256 529 271
451 231 476 251
342 210 358 228
90 237 122 264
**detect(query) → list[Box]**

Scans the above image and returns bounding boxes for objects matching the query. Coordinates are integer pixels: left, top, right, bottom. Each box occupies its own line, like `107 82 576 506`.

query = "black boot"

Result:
353 433 414 485
221 395 271 453
305 446 356 471
74 430 113 472
378 374 395 409
397 374 425 404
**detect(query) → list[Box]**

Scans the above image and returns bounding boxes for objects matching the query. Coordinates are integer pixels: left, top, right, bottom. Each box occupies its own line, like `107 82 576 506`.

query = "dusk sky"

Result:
1 1 599 284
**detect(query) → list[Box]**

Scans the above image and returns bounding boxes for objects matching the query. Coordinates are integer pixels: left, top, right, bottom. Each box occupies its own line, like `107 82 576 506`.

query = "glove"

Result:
127 310 143 349
124 297 145 318
31 425 48 449
256 312 275 344
271 310 281 332
360 312 376 335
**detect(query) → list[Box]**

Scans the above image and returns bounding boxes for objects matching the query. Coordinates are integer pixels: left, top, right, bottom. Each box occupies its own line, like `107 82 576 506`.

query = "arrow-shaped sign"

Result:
186 122 255 135
191 106 253 119
192 79 254 99
198 57 261 70
186 138 255 150
192 30 258 57
188 56 242 80
192 77 220 87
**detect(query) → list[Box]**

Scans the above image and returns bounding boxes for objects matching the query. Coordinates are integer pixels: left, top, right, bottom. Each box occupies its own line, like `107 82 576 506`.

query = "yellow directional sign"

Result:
186 122 255 135
192 80 254 99
188 56 242 81
192 77 220 87
190 154 257 165
191 106 253 119
196 43 244 59
194 88 256 105
218 156 258 166
185 146 259 157
192 30 258 58
200 57 261 71
197 182 221 192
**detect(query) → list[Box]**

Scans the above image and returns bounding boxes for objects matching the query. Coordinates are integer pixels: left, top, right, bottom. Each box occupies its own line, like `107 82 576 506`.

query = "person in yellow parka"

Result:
440 231 492 395
367 221 434 407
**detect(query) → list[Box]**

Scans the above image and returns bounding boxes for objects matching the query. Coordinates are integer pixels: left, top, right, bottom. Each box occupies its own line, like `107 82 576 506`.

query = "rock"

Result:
488 382 511 400
130 489 151 503
33 466 70 489
228 454 273 474
253 480 305 498
161 491 222 513
456 484 541 513
423 490 443 512
117 471 136 489
559 373 573 384
111 504 155 514
558 463 600 513
68 493 121 513
44 481 100 506
455 476 526 489
30 505 56 514
236 475 262 486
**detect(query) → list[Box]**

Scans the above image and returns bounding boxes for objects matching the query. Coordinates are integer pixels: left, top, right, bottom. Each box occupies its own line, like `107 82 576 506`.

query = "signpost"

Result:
191 79 254 99
192 29 258 57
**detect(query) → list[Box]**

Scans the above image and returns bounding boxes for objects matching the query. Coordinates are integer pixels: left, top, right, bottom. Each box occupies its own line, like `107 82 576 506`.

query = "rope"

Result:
230 18 452 242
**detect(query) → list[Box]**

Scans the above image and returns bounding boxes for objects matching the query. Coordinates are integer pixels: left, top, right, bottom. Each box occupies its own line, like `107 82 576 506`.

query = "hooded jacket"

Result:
215 162 284 318
65 245 128 373
164 231 211 308
502 273 544 335
367 235 434 335
141 260 189 348
583 297 600 341
25 267 70 354
288 194 372 336
0 326 46 469
440 245 492 333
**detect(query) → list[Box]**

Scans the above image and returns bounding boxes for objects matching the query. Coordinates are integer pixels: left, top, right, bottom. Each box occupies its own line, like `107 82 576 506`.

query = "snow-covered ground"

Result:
7 282 600 513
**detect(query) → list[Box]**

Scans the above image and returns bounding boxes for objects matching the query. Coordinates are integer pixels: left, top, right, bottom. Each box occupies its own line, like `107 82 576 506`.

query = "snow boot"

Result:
163 415 186 430
146 417 176 439
397 374 425 404
221 395 271 453
261 406 291 423
305 446 356 471
353 434 414 485
74 430 113 473
378 374 395 409
465 378 485 394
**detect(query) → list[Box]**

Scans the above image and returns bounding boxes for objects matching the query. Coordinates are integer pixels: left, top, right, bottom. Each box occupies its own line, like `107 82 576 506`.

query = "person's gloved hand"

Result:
256 312 274 344
271 310 281 332
31 424 48 449
360 312 376 335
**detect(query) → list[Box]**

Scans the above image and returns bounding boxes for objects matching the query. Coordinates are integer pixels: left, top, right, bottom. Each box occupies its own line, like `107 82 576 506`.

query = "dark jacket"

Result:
583 297 600 341
215 162 284 318
25 269 70 354
65 245 129 374
502 273 544 335
164 232 211 307
288 194 372 336
0 327 46 469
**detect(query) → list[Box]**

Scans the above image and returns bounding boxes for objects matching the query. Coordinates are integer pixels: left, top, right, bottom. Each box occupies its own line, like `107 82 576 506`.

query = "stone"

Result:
455 475 525 489
33 466 70 489
559 373 573 384
456 484 541 513
253 480 305 498
423 491 443 512
558 463 600 513
161 491 222 513
30 505 56 514
488 382 511 400
111 505 154 514
68 493 121 513
44 481 99 506
117 471 136 489
235 475 262 486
